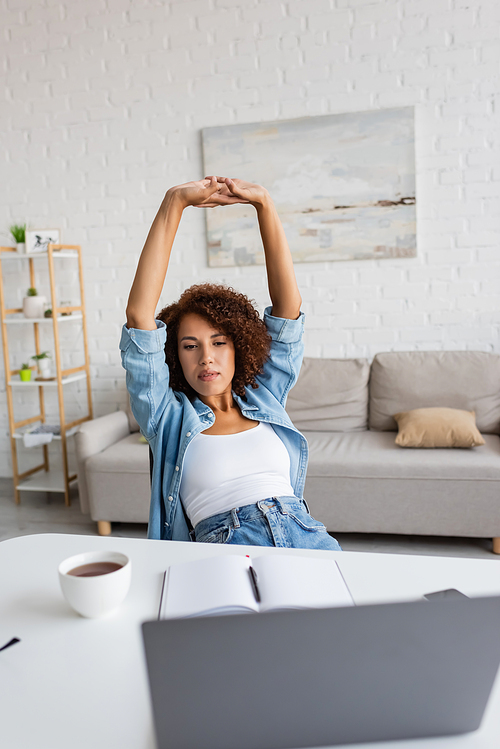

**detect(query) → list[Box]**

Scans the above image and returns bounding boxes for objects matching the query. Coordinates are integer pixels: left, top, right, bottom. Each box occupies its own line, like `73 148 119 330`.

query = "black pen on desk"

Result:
0 637 20 653
248 566 261 603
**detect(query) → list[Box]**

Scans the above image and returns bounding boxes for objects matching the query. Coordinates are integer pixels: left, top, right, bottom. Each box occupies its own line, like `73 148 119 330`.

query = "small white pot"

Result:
16 242 26 254
38 359 51 377
23 295 46 319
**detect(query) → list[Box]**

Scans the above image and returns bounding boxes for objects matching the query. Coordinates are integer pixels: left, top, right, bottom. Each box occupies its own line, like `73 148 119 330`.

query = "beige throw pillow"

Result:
393 407 485 448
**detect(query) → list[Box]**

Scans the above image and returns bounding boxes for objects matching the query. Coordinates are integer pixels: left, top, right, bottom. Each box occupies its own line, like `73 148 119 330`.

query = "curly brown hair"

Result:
156 283 271 398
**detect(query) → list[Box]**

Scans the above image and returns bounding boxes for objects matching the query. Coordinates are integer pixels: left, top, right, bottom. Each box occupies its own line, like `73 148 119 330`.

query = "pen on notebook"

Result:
248 566 261 603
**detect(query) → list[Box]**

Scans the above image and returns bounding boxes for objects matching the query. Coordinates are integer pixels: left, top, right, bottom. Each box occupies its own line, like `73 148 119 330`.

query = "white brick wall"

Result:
0 0 499 476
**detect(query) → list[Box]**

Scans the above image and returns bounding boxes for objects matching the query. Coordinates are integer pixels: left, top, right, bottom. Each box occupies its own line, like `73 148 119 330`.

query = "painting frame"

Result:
26 228 61 255
202 107 416 267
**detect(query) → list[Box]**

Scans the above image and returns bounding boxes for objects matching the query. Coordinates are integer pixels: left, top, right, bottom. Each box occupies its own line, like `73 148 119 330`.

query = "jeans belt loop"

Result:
274 496 288 516
231 508 240 529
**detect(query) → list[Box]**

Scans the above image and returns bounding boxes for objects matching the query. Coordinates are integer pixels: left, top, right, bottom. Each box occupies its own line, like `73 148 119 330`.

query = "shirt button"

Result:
175 465 179 471
168 495 173 502
186 431 191 437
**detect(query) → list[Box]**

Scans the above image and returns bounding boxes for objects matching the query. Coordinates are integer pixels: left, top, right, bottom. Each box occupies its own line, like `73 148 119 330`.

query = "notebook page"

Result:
161 554 258 619
253 555 354 612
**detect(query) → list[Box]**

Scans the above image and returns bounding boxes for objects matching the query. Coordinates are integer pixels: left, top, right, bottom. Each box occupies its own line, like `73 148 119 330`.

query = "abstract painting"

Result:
202 107 416 266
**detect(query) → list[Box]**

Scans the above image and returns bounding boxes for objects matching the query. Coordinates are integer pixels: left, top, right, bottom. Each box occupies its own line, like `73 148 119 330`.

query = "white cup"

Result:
58 551 131 618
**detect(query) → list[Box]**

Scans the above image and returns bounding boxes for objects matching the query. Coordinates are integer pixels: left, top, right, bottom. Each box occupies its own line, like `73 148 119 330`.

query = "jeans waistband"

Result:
193 496 308 537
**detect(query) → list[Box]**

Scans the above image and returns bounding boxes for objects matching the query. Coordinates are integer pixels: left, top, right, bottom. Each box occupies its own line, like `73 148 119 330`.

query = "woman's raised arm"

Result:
126 177 245 330
215 177 302 320
126 190 183 331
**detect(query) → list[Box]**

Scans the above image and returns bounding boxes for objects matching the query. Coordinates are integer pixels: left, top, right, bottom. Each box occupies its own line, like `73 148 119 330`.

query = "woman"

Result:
121 175 341 550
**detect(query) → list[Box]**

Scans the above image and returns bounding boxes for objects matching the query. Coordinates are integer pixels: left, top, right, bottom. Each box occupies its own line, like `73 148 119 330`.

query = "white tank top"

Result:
180 421 296 528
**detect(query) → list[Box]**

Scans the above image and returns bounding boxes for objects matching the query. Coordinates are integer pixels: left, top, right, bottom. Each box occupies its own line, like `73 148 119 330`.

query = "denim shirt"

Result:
119 307 308 541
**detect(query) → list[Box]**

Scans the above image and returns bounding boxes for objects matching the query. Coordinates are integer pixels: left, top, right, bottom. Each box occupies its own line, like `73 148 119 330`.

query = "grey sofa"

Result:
76 350 500 551
75 409 150 536
286 351 500 553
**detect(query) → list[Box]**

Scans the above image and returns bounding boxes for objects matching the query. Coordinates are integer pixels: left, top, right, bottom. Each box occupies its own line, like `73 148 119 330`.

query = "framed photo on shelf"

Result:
26 228 60 254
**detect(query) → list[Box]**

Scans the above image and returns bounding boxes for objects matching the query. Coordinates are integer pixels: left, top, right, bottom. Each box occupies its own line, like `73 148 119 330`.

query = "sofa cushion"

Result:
369 351 500 434
393 407 485 448
286 357 370 432
85 433 149 474
304 430 500 480
84 433 150 523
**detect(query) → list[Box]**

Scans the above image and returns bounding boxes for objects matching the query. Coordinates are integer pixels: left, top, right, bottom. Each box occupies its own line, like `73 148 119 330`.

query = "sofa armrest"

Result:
75 411 131 515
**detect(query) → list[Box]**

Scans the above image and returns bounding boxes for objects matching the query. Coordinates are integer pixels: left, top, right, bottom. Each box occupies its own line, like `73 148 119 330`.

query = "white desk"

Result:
1 533 500 749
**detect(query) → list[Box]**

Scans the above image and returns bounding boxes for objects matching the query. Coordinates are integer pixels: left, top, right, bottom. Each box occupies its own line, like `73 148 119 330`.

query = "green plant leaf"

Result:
9 223 26 243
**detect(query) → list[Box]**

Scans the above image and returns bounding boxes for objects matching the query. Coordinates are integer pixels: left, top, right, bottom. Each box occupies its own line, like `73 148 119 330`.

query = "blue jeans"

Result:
193 497 342 551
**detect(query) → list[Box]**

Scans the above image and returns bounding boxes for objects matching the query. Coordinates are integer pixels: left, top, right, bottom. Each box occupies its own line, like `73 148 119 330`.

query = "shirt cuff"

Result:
263 307 305 344
119 320 167 354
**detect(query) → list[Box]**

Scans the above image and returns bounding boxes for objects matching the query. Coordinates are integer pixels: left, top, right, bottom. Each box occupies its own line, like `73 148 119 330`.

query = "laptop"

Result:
142 595 500 749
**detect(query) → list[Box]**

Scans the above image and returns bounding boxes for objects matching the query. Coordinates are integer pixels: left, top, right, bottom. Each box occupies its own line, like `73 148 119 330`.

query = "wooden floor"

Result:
0 477 497 559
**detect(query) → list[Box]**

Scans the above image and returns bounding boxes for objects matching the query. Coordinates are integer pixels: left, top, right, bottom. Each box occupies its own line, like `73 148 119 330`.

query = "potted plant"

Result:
19 362 32 382
10 223 26 254
31 351 51 378
23 287 47 319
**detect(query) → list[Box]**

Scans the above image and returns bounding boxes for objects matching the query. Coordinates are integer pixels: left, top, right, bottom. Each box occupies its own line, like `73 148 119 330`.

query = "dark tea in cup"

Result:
59 550 131 617
68 561 123 577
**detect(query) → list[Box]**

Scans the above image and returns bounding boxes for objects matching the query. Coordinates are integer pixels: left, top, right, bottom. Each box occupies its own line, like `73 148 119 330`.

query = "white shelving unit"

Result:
16 471 74 493
13 426 80 440
4 312 83 324
0 244 93 505
9 372 87 388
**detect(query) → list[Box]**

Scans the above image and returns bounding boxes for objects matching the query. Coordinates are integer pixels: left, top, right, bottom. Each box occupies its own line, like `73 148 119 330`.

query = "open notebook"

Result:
159 553 354 619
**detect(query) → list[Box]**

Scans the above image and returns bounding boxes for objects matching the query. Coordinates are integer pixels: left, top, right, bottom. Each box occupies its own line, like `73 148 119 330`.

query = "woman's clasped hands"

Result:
167 176 269 210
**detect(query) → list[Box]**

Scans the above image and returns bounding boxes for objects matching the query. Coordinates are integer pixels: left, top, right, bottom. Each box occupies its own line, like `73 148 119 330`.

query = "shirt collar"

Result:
192 392 259 417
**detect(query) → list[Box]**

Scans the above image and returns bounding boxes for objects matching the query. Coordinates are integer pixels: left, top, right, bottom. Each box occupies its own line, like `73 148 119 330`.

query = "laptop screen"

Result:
142 596 500 749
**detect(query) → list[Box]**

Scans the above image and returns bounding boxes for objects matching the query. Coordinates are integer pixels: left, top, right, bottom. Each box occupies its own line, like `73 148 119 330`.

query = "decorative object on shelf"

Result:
28 423 61 435
22 287 47 318
23 424 61 448
26 228 60 255
31 351 51 378
19 363 32 382
60 300 72 316
44 308 52 317
9 223 26 254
